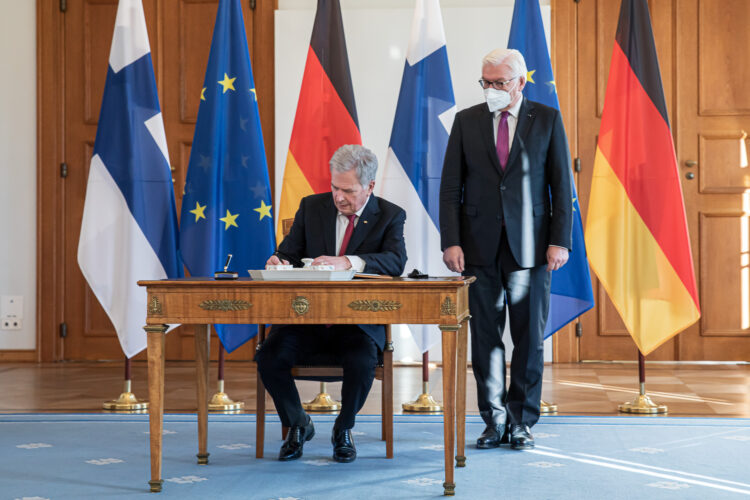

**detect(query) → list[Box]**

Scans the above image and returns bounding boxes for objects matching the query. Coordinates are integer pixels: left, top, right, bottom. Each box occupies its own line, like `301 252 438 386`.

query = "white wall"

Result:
275 0 554 364
0 0 36 350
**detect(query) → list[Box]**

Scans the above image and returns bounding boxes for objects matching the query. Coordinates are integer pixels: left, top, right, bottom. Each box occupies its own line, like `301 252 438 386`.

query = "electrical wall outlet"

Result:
1 318 22 330
1 296 23 331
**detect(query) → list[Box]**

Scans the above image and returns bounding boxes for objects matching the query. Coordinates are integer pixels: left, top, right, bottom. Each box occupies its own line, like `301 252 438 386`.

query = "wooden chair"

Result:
254 219 394 459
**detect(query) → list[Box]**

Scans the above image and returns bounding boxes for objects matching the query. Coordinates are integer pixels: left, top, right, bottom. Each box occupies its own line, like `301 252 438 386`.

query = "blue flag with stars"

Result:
508 0 594 337
179 0 275 352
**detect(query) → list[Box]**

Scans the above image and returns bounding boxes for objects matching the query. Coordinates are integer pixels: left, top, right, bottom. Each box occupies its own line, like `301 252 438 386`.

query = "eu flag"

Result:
508 0 594 337
179 0 275 352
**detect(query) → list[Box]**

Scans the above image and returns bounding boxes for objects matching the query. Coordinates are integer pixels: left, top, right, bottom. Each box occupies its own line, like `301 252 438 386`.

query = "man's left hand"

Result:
311 255 352 270
546 246 569 272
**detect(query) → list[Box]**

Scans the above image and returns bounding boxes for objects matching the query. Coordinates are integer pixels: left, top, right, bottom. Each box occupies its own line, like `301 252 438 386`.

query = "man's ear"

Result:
367 180 375 194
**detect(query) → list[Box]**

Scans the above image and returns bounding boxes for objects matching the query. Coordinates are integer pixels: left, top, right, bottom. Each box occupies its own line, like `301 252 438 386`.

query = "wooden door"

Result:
61 0 161 361
575 0 750 361
52 0 275 361
674 0 750 360
576 0 676 361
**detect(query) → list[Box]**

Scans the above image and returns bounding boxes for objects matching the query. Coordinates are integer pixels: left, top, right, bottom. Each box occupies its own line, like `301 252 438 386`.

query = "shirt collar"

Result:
495 96 523 119
338 195 370 219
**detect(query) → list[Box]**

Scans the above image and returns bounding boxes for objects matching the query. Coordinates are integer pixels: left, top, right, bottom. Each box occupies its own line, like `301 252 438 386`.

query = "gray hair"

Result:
329 144 378 187
482 48 527 80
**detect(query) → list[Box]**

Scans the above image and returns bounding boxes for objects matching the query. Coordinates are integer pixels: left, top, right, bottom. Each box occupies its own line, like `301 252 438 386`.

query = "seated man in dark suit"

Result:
256 144 407 463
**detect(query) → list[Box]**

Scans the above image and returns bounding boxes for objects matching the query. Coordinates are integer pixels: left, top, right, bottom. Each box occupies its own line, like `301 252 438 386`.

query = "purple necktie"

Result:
338 214 356 256
496 111 509 170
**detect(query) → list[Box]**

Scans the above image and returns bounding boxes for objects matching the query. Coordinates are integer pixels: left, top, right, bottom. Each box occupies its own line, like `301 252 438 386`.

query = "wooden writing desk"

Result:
138 276 474 496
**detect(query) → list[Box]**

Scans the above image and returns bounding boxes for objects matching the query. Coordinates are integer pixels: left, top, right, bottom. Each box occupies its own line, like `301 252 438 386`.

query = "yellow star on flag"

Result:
254 200 272 220
218 73 236 93
250 88 257 101
200 87 206 101
220 209 239 229
189 201 207 221
526 69 536 84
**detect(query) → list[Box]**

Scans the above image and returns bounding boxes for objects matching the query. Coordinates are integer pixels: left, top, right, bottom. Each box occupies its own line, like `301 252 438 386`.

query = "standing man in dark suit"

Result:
439 48 573 450
257 144 407 463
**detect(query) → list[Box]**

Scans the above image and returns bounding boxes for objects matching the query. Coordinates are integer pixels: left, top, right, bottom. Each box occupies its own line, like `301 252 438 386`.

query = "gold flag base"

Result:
103 381 148 411
402 383 443 412
302 383 341 412
540 400 558 413
208 392 244 412
618 393 668 414
208 380 244 412
402 392 443 412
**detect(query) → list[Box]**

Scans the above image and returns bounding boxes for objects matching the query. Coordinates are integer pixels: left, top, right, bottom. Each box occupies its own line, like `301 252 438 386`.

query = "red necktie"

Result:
338 214 356 256
497 111 509 170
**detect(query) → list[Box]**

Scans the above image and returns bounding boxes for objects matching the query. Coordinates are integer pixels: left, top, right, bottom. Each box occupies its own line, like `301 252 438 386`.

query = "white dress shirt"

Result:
335 197 369 272
492 95 523 150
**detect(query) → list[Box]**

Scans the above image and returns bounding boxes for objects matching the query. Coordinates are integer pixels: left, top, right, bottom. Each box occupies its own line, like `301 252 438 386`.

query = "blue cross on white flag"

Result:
78 0 183 358
379 0 456 352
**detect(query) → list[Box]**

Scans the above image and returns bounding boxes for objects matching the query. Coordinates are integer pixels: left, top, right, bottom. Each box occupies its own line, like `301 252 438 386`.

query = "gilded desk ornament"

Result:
198 299 251 311
292 296 310 315
147 296 162 315
347 299 402 312
440 297 456 315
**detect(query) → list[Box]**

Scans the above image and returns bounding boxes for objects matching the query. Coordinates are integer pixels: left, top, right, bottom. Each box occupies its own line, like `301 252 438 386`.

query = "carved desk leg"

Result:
195 325 211 465
145 324 168 493
439 324 459 496
455 319 468 468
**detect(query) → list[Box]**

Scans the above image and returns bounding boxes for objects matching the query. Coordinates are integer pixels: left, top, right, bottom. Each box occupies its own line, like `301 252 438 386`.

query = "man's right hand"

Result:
443 245 465 273
266 254 289 267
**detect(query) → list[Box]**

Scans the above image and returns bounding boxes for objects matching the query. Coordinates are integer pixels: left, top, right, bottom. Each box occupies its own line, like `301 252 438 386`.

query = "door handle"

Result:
684 160 697 167
685 172 695 180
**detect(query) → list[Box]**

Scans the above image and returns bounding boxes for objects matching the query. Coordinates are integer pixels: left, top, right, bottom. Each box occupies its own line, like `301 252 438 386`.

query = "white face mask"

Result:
484 87 512 113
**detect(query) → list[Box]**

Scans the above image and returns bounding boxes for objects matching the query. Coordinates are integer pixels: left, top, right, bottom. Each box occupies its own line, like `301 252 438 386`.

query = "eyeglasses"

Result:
478 76 518 90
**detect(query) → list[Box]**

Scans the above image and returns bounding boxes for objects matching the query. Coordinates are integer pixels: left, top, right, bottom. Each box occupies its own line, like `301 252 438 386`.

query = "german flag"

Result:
277 0 361 241
585 0 700 355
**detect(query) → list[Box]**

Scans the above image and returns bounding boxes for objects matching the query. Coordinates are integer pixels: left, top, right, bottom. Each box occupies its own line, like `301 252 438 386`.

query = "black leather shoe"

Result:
332 428 357 463
476 424 506 449
510 424 534 450
279 417 315 461
500 423 511 444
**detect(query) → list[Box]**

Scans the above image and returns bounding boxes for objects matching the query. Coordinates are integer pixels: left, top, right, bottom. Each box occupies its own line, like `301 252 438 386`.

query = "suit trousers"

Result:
464 230 551 429
255 324 378 431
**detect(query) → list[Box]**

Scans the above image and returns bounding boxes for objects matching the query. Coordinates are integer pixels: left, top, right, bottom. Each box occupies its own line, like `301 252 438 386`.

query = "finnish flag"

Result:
378 0 456 352
77 0 182 358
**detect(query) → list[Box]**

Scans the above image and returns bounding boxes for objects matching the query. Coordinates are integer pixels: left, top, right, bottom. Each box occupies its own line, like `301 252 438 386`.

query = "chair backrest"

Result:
281 218 294 238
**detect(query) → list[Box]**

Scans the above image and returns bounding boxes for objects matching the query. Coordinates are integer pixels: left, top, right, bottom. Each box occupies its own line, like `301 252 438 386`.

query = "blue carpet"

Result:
2 413 750 499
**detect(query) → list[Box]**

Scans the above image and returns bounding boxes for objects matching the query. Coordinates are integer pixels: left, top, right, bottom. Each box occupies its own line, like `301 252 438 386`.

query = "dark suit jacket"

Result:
439 98 573 268
274 192 408 349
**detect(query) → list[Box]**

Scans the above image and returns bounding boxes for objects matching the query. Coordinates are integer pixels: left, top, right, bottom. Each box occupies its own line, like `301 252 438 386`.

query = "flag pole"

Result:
402 351 442 412
209 342 244 412
103 356 148 411
618 351 667 414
